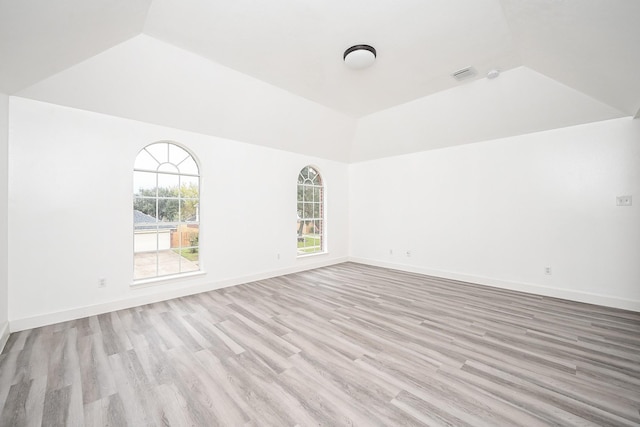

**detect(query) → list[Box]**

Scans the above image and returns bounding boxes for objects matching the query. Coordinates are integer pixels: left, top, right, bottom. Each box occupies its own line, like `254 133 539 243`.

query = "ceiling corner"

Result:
0 0 153 94
499 0 640 116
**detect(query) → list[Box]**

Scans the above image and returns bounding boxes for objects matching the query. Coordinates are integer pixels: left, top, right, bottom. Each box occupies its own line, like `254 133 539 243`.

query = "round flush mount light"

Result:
343 44 376 69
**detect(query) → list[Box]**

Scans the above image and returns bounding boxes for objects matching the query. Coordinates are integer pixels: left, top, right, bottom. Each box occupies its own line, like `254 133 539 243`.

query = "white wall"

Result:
8 97 349 330
0 93 8 347
6 97 639 333
350 117 640 310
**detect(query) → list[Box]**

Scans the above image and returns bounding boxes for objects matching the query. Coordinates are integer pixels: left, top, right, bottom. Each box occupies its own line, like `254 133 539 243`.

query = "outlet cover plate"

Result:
616 195 632 206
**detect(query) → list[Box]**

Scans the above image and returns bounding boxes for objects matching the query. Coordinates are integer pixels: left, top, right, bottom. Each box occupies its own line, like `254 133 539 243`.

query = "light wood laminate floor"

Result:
1 262 639 426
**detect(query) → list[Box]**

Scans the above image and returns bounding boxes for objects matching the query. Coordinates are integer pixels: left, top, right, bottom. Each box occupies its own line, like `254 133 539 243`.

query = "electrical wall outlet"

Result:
616 195 632 206
99 277 106 288
545 267 552 275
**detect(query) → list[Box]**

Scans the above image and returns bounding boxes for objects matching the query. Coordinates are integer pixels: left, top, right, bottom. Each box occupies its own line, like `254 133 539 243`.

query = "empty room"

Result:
0 0 639 425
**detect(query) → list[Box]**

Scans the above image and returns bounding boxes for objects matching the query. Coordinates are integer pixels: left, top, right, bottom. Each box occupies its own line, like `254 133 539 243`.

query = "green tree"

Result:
133 183 199 222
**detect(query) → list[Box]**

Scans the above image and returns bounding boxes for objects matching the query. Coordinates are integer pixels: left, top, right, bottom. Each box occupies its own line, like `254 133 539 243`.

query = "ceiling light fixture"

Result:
343 44 376 69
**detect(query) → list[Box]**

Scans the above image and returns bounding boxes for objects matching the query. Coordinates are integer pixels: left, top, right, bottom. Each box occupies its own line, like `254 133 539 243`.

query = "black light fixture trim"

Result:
343 44 377 60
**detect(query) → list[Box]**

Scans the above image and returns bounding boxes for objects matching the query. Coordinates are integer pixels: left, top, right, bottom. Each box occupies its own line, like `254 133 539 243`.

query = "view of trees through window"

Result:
133 184 199 222
297 166 324 255
133 142 200 280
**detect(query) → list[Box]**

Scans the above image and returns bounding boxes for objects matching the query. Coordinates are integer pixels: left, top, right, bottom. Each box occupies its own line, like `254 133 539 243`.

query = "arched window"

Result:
297 166 324 255
133 142 200 280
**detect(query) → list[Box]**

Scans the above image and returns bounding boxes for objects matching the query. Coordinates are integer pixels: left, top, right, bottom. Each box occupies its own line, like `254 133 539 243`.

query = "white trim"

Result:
349 257 640 313
10 257 349 332
131 270 207 288
0 321 10 352
297 251 329 259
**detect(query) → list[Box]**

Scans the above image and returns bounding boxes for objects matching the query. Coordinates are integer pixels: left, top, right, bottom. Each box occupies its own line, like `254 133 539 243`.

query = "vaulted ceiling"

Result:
1 0 638 161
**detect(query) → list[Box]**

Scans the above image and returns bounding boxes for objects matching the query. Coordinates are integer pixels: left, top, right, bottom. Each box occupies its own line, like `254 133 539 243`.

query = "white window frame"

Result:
133 141 201 282
297 165 325 256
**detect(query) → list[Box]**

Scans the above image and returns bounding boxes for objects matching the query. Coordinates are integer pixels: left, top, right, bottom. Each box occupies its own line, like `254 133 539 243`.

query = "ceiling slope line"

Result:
0 0 153 94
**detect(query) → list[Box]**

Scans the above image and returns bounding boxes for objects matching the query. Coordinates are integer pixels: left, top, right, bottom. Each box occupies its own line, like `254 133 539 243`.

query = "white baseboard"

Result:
10 256 349 332
11 255 637 332
0 321 9 352
349 257 640 312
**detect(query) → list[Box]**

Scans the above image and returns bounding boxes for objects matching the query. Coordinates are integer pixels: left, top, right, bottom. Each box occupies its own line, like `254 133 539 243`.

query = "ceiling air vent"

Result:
451 66 477 81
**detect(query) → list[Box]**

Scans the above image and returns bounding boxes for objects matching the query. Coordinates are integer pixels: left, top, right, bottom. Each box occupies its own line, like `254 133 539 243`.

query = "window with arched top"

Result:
133 142 200 281
297 166 324 255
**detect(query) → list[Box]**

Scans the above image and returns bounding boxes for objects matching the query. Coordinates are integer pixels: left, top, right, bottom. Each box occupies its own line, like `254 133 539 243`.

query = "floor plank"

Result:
1 262 639 426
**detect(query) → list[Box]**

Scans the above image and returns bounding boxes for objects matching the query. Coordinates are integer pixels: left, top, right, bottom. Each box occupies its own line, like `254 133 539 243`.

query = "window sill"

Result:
131 270 207 288
297 251 329 259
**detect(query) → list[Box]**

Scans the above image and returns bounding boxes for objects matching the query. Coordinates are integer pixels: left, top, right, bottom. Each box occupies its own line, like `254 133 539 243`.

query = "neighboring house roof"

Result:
134 210 175 230
134 210 157 223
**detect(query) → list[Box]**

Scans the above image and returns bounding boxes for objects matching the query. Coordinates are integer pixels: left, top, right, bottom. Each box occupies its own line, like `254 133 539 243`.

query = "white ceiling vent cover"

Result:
451 66 477 81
